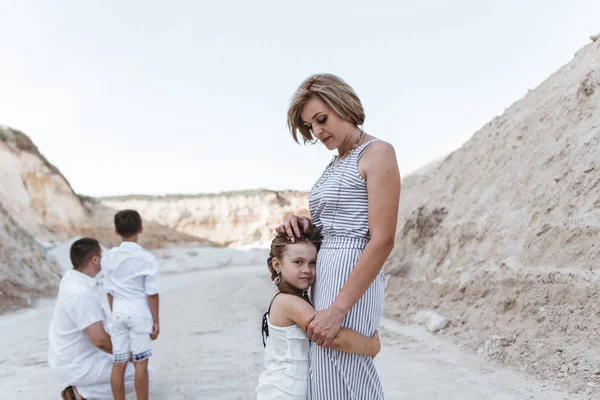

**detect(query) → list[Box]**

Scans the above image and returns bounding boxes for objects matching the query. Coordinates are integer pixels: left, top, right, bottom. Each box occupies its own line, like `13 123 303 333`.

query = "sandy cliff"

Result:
385 38 600 395
100 190 309 247
0 126 200 310
0 126 87 240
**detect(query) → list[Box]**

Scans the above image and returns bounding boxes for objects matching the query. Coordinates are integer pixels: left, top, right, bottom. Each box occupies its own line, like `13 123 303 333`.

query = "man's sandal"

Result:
61 386 86 400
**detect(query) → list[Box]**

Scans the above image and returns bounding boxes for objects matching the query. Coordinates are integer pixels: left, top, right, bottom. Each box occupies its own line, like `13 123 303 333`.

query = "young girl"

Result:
255 227 380 399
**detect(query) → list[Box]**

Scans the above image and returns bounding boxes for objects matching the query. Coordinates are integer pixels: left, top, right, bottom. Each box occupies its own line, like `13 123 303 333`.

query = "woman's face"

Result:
275 241 317 291
300 96 355 151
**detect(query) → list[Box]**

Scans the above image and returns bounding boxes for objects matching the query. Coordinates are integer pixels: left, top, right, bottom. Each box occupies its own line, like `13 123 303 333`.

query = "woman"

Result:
277 73 400 399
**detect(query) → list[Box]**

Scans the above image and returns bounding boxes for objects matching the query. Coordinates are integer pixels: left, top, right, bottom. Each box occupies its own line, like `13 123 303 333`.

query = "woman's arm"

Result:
307 142 401 347
275 215 312 240
279 294 380 356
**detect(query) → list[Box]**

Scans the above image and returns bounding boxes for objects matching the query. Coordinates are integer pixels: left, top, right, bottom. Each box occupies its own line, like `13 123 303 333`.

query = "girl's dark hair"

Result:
262 225 322 347
267 225 322 303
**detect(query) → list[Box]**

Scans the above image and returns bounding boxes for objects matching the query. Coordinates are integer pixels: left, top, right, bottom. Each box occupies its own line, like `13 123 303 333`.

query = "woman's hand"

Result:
307 306 346 347
275 215 311 240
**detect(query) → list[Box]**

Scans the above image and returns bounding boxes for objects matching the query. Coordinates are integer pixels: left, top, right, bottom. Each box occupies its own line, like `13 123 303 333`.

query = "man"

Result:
48 237 149 399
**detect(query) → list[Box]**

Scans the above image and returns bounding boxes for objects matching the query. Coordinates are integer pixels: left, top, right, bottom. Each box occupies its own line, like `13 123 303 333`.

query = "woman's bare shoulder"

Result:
359 139 398 176
364 139 396 157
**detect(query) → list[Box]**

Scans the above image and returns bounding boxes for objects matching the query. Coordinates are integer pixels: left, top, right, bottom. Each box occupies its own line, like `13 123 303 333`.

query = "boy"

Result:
102 210 159 400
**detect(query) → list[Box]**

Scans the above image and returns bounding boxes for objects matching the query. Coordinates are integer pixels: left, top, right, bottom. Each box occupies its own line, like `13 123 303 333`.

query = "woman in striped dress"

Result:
277 73 401 399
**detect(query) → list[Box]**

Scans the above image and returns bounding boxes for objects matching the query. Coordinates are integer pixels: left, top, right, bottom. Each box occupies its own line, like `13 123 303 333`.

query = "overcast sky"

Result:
2 0 599 196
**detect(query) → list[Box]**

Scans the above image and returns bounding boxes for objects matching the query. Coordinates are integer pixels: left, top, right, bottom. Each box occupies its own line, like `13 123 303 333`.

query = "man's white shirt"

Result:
48 269 110 383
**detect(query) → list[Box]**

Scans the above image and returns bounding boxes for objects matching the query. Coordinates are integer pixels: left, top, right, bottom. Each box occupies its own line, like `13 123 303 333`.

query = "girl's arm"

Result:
331 328 380 357
283 294 380 357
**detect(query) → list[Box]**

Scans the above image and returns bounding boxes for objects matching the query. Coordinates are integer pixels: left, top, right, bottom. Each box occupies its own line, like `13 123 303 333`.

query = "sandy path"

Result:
0 264 582 399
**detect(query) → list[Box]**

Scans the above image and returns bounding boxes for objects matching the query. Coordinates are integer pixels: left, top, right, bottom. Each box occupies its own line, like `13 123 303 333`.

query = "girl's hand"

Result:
372 329 381 358
275 215 311 240
306 306 346 347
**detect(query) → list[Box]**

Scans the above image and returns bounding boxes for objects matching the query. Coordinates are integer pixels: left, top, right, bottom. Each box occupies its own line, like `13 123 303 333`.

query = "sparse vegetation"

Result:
98 188 309 201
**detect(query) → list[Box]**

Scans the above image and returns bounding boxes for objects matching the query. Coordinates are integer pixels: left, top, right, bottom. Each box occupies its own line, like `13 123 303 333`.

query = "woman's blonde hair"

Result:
287 73 365 143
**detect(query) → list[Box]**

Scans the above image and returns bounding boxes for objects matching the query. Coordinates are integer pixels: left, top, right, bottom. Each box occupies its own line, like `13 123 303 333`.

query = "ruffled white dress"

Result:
256 317 310 399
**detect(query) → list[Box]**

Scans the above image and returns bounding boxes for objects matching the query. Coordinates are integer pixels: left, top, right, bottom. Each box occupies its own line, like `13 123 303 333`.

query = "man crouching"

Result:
48 238 152 399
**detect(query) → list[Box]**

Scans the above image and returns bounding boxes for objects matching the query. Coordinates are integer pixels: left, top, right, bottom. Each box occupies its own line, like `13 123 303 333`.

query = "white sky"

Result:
1 0 599 196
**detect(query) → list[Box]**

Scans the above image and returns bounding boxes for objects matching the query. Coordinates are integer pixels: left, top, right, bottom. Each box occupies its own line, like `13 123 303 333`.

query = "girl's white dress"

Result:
255 316 310 399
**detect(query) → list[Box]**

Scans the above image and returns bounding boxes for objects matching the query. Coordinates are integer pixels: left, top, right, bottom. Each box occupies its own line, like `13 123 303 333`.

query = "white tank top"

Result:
255 317 310 399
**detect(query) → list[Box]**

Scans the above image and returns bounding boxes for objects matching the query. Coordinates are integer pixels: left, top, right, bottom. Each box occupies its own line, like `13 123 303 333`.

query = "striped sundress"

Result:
308 138 386 400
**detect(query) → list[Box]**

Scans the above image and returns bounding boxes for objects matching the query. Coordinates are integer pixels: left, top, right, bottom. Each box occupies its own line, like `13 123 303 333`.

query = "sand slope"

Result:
385 37 600 395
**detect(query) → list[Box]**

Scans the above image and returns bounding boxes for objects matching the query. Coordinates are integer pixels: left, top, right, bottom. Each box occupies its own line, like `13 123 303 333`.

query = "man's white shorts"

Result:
111 313 153 363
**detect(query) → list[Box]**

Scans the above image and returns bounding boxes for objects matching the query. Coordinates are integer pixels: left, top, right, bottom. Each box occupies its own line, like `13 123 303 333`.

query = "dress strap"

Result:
356 138 380 160
261 292 282 347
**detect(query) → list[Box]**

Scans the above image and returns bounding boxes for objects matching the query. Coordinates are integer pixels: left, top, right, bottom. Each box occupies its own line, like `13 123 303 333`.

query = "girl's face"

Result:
274 241 317 291
300 96 356 151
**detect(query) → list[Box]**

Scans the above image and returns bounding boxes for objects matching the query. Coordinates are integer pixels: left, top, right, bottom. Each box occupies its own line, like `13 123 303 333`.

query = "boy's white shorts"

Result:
111 313 153 363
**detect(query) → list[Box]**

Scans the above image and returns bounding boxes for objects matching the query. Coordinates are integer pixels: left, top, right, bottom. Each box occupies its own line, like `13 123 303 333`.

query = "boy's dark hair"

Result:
114 209 143 237
70 238 101 269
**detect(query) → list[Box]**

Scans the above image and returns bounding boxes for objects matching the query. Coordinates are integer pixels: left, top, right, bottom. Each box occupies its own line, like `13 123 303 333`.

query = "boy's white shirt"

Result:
101 241 159 319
